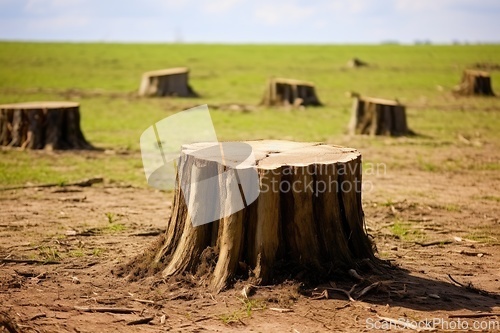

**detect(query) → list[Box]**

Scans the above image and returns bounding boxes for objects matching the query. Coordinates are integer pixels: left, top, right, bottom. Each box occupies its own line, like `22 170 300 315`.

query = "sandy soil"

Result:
1 141 499 333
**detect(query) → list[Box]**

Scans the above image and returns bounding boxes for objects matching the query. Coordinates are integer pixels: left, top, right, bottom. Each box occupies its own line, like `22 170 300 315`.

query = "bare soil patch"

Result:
1 142 499 332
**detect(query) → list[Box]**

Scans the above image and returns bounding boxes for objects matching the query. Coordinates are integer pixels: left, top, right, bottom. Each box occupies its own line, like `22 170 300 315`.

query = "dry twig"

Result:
74 306 140 314
448 274 495 297
448 313 500 319
357 281 381 300
415 240 453 247
127 316 154 325
0 177 103 191
1 258 60 265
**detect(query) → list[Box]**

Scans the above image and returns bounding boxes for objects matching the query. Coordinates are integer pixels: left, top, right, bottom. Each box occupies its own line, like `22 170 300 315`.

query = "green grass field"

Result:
0 42 499 187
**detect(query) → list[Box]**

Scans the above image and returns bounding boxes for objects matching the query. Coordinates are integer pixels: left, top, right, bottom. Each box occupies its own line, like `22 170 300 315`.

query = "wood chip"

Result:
132 299 156 305
269 307 293 313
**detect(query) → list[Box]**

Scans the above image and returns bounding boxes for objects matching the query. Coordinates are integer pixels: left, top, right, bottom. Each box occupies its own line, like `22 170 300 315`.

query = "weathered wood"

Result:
125 140 377 292
0 101 93 150
260 78 322 107
454 69 495 96
348 93 410 136
138 67 198 97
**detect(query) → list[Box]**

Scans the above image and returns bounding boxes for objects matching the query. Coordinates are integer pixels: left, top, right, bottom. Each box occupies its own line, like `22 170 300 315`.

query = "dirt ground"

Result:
1 141 499 333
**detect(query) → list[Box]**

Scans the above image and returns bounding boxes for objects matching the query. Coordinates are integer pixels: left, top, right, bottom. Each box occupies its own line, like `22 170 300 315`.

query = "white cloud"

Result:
147 0 191 10
203 0 244 14
394 0 450 12
254 3 315 26
327 0 373 13
24 0 83 14
394 0 500 12
29 15 89 29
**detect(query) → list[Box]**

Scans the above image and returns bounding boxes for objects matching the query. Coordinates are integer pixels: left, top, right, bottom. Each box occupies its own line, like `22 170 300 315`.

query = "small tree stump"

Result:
0 101 93 150
348 93 409 136
454 69 495 96
347 57 368 68
260 78 322 107
138 67 198 97
125 140 377 292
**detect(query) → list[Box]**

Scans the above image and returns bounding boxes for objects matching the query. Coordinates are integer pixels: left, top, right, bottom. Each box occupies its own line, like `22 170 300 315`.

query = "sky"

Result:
0 0 499 44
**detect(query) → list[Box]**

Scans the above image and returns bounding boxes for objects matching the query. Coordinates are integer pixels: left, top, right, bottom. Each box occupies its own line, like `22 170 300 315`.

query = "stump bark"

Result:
454 69 495 96
348 94 409 136
138 67 198 97
126 140 377 292
260 78 322 107
0 101 93 150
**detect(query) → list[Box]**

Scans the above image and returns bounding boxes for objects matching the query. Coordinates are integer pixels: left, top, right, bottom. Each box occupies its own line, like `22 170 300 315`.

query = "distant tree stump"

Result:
0 101 93 150
138 67 198 97
260 78 322 107
348 93 410 136
125 140 377 292
454 70 495 96
347 57 368 68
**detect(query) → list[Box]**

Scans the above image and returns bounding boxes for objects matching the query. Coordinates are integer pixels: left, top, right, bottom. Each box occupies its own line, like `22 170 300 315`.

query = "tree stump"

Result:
0 101 93 150
260 78 322 107
138 67 198 97
348 93 410 136
124 140 377 292
454 69 495 96
347 57 368 68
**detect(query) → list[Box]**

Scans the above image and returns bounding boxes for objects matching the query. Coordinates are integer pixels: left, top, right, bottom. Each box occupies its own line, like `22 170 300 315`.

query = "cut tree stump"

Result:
0 101 93 150
454 69 495 96
124 140 377 292
348 93 410 136
260 78 322 107
138 67 198 97
347 57 368 68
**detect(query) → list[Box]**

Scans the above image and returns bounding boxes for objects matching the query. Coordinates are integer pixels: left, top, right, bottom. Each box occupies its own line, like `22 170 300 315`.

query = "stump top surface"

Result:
464 69 490 77
270 78 315 87
143 67 189 77
358 96 400 106
182 140 360 170
0 101 79 110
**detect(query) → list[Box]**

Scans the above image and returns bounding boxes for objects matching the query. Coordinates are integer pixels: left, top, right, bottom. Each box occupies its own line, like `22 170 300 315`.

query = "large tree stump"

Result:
138 67 198 97
0 101 93 150
454 69 495 96
348 93 410 136
125 140 377 292
260 78 322 107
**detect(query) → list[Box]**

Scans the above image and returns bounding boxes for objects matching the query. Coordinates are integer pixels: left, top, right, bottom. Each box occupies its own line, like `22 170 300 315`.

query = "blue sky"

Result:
0 0 499 43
